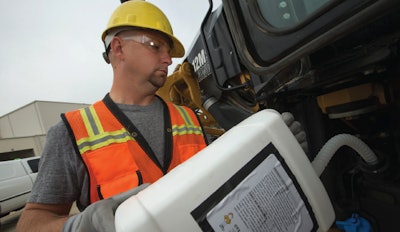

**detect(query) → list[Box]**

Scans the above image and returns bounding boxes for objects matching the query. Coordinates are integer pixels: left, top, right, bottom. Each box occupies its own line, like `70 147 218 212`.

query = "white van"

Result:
0 157 40 217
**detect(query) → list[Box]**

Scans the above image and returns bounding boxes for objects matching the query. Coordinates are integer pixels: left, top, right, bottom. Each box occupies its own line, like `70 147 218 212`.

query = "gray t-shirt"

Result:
28 98 164 210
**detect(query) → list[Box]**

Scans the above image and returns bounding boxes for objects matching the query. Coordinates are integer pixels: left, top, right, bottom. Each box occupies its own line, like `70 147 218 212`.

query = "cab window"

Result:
256 0 332 28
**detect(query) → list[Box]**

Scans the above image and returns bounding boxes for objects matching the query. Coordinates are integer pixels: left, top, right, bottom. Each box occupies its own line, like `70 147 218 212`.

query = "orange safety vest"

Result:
62 95 207 203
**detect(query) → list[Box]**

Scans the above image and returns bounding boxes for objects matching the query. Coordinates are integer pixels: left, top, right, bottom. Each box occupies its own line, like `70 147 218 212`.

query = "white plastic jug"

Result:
115 109 335 232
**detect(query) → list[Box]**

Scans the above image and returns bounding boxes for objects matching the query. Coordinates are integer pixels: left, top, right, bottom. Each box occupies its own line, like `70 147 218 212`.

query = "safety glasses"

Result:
119 33 171 55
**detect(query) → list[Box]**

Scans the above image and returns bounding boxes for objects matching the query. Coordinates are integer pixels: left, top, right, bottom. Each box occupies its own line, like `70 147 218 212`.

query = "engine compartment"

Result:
251 8 400 231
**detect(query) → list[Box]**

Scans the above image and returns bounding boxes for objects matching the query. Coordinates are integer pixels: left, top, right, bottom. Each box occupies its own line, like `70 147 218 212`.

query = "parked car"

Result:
0 156 40 217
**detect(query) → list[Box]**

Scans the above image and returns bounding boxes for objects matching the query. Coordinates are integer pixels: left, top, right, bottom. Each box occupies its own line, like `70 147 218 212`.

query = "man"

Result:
17 1 208 231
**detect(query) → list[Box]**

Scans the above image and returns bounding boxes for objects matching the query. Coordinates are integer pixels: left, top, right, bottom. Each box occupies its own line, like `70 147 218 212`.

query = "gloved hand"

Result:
62 184 149 232
281 112 309 153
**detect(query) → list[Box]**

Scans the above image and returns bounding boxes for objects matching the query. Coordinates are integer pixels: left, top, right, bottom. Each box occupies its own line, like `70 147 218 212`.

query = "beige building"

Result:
0 101 89 161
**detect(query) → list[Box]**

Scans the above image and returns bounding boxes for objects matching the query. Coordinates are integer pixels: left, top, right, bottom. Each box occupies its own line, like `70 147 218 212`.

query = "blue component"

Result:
336 213 372 232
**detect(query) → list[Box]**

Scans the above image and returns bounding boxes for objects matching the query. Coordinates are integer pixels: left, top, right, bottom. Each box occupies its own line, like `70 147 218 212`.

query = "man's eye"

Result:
148 41 161 51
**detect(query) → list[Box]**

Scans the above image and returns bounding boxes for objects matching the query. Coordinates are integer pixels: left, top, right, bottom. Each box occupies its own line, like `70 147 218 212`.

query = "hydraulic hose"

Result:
312 134 379 177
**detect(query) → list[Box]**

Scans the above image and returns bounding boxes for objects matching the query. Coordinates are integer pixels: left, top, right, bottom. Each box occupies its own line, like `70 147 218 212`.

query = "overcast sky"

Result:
0 0 221 116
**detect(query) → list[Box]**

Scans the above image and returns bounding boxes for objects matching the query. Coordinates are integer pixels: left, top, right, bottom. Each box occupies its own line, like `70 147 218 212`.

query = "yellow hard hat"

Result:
102 0 185 58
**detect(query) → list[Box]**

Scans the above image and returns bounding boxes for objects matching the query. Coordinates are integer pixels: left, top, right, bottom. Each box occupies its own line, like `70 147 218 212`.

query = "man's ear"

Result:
110 37 124 61
110 37 123 54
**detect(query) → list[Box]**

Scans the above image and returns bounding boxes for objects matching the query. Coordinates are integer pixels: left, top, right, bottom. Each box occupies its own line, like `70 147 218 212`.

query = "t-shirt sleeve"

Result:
28 120 85 205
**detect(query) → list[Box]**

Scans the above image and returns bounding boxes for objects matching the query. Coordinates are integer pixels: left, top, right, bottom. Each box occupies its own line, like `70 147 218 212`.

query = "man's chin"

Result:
150 78 166 89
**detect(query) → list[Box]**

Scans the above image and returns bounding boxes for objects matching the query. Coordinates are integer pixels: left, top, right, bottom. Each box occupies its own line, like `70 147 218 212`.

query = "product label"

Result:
191 143 317 232
206 154 313 232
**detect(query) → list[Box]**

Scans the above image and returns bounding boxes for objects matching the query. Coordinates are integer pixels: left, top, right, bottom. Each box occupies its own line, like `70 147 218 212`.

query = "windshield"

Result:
256 0 332 28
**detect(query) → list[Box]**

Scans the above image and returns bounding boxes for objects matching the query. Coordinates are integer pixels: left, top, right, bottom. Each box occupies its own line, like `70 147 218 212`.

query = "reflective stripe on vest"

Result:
76 106 133 154
171 104 204 137
76 104 203 155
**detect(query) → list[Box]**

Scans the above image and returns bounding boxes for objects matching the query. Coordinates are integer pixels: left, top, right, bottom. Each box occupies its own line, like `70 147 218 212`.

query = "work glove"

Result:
281 112 309 153
62 184 149 232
